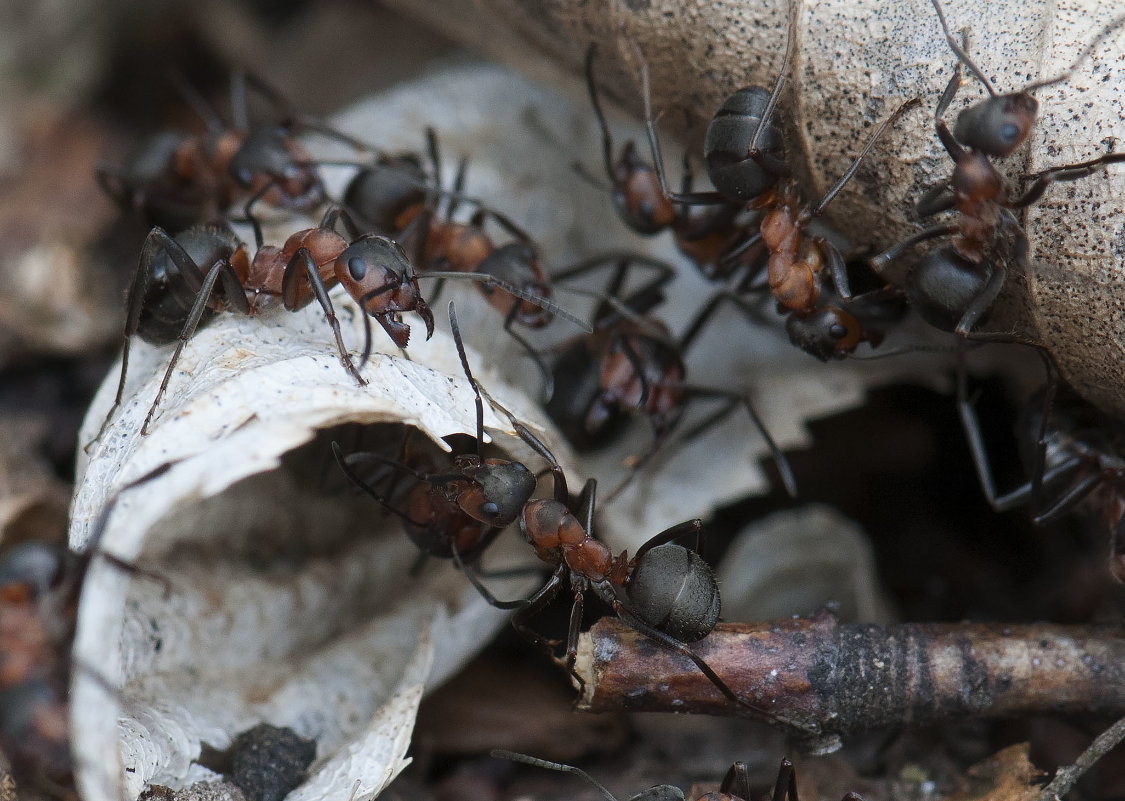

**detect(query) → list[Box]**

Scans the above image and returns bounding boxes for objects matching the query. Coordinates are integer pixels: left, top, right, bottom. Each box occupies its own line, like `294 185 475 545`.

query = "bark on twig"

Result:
574 614 1125 752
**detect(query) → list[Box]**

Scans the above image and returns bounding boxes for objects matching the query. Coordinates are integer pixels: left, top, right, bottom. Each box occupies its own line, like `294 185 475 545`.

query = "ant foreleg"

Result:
1011 151 1125 208
290 248 366 385
511 567 567 653
867 224 958 275
450 547 531 609
632 518 704 564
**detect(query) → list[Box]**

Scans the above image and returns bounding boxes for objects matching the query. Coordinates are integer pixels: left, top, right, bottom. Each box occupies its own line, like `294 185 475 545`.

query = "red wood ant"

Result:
959 361 1125 581
93 197 574 440
491 751 865 801
579 46 752 280
860 0 1125 341
545 254 797 498
634 14 919 361
338 301 789 723
338 127 597 398
0 463 172 800
96 70 372 231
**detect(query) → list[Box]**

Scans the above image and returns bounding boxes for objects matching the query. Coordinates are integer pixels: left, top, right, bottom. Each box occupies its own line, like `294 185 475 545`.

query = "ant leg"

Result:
916 185 956 217
420 272 592 332
956 362 1037 511
810 98 922 215
954 265 1006 338
1011 151 1125 208
511 567 567 652
868 224 958 275
141 259 248 434
633 518 704 563
490 751 622 801
679 289 773 358
608 595 800 727
563 590 587 686
447 301 489 455
502 308 556 402
575 478 597 535
585 45 618 183
683 386 798 498
721 763 752 801
769 759 799 801
1034 471 1103 526
450 547 531 609
286 247 366 385
629 39 727 206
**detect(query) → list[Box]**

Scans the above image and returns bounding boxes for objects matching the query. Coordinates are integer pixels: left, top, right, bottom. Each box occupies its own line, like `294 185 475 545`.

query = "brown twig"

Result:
575 613 1125 752
1038 714 1125 800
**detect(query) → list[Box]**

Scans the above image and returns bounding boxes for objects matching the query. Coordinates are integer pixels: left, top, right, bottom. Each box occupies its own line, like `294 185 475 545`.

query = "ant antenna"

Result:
490 751 621 801
1022 12 1125 92
929 0 996 95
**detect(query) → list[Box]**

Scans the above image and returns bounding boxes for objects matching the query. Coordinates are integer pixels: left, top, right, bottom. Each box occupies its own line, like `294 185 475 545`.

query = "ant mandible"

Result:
545 254 797 499
859 0 1125 340
491 751 866 801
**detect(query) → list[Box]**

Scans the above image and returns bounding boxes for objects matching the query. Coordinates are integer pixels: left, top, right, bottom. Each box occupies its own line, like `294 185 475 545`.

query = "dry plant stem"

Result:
576 615 1125 742
1038 715 1125 801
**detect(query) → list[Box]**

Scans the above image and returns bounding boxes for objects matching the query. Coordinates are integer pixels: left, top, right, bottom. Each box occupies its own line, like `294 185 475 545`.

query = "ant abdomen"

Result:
906 246 993 331
343 154 429 234
139 226 247 344
704 86 786 200
953 93 1038 158
628 543 719 642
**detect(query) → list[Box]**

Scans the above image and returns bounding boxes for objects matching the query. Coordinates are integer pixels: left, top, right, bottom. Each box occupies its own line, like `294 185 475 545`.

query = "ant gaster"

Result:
861 0 1125 339
491 751 866 801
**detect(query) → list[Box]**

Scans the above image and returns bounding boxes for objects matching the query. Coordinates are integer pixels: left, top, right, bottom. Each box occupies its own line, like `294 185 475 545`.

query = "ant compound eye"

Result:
237 168 253 186
348 256 368 281
829 323 848 339
283 164 302 181
999 122 1020 144
481 501 500 519
638 200 654 224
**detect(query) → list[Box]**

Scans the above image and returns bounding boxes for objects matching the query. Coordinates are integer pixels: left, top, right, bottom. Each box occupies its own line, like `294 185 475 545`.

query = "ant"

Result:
338 127 598 397
94 197 572 440
860 0 1125 340
96 70 372 231
634 6 920 361
545 254 797 498
958 361 1125 581
0 463 173 800
579 45 753 280
491 751 866 801
339 301 789 723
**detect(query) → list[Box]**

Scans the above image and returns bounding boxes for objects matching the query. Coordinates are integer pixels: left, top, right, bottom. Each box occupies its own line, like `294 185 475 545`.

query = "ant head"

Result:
613 141 676 235
456 458 537 528
0 542 66 602
704 86 787 201
228 126 322 208
786 306 865 361
626 543 719 642
954 93 1038 158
